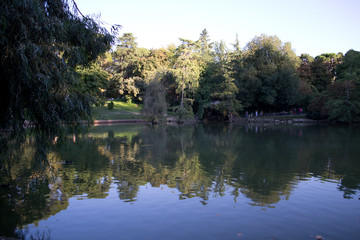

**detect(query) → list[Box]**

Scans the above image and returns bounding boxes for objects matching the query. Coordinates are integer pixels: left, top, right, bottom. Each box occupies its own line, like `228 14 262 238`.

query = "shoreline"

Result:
92 119 151 126
91 117 344 126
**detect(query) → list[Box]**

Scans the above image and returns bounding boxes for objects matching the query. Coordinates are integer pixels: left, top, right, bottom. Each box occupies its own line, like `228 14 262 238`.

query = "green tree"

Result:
308 53 342 93
202 41 242 121
310 58 334 92
172 39 202 120
107 33 143 101
0 0 115 153
236 35 300 111
298 54 314 84
198 29 213 63
327 50 360 122
307 50 359 122
297 54 316 107
211 74 242 121
142 70 167 123
76 63 110 106
193 30 215 119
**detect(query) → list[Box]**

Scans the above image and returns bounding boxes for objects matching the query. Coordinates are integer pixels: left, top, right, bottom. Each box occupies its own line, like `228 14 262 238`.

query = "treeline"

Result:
80 30 360 123
2 1 360 159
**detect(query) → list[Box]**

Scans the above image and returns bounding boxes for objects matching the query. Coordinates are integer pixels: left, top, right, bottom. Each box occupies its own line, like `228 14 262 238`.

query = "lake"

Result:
1 124 359 240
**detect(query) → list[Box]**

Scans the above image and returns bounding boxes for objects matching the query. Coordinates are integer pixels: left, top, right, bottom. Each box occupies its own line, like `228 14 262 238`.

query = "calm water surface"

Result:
1 124 359 239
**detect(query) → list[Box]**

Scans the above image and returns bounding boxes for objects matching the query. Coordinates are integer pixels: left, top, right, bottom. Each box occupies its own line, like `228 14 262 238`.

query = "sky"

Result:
75 0 360 57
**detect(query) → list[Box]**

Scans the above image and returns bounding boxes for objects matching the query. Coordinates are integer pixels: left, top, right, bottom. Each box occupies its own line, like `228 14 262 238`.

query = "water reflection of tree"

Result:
289 125 360 199
55 139 113 199
0 142 68 238
1 124 360 238
0 136 116 237
167 153 211 201
94 124 360 205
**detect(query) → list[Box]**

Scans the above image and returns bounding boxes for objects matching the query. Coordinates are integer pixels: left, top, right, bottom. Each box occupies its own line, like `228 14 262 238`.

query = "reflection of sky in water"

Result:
25 176 359 240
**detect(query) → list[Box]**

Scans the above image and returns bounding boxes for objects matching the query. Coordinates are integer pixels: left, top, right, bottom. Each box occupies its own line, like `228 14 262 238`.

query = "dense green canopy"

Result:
93 31 359 123
0 0 116 149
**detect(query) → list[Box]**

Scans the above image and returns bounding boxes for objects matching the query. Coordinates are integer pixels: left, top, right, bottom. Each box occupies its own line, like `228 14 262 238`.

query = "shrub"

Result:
107 101 114 110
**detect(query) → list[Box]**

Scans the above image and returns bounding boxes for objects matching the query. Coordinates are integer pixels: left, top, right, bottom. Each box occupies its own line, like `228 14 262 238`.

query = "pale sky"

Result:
75 0 360 57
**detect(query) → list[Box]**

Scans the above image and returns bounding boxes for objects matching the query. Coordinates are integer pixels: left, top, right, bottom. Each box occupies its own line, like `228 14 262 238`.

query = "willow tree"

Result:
0 0 117 154
142 70 167 123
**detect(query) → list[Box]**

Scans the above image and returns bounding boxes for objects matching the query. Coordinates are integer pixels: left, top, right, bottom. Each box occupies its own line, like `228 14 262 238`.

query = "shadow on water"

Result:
1 123 360 238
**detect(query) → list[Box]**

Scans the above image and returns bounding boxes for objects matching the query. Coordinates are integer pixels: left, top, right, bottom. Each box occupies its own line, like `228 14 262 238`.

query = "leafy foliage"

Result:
327 50 360 122
173 38 203 108
106 33 146 101
142 71 167 121
306 93 329 120
328 99 360 123
235 35 300 111
76 63 110 106
306 50 360 122
0 0 115 155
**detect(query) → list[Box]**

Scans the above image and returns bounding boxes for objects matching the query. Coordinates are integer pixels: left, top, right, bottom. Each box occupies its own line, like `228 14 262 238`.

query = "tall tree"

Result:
211 41 242 121
327 50 360 122
198 29 213 58
236 35 300 111
297 54 316 106
0 0 116 152
310 58 334 92
76 63 110 106
107 33 143 101
308 53 342 93
142 70 167 123
173 39 202 109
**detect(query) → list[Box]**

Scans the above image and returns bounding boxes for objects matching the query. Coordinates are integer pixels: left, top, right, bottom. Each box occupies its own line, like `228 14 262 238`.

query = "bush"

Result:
175 105 194 123
306 94 329 120
328 99 360 123
107 101 114 110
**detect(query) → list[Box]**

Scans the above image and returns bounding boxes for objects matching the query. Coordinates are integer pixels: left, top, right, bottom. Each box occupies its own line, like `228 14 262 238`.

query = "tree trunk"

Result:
181 76 184 108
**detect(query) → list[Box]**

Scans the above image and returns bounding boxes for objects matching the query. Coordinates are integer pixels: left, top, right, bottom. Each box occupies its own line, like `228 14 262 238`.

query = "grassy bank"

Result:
92 100 145 120
92 100 314 123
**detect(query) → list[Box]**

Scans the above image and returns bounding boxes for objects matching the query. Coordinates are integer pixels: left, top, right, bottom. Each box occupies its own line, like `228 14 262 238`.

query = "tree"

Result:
297 54 317 106
211 74 242 121
236 35 300 111
310 58 334 92
198 29 213 60
202 41 242 121
107 33 142 101
172 39 202 119
308 53 342 93
142 70 167 123
298 54 314 84
327 50 360 122
0 0 116 154
76 63 110 106
307 50 359 122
